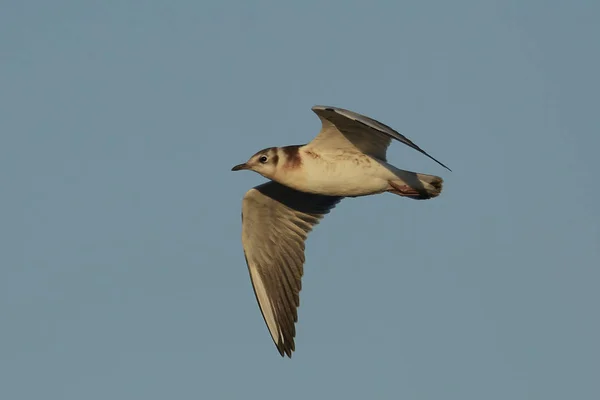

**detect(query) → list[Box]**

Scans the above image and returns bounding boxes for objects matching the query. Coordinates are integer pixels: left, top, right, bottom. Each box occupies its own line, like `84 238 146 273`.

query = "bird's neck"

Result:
278 145 304 171
269 145 311 190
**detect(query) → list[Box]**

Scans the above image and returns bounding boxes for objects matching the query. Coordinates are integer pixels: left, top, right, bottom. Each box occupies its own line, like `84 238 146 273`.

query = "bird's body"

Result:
232 105 450 357
272 145 391 197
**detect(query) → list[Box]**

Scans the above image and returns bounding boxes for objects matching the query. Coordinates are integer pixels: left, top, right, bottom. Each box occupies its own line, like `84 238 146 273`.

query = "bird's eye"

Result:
259 155 268 163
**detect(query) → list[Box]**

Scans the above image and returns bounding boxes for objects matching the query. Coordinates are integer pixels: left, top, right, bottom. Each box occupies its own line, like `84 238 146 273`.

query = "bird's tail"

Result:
387 170 443 200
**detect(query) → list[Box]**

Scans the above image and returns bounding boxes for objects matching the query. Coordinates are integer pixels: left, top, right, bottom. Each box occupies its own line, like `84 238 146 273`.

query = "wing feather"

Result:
241 181 342 357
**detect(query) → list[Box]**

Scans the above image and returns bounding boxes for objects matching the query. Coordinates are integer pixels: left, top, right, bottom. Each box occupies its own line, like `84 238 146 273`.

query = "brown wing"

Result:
241 181 342 357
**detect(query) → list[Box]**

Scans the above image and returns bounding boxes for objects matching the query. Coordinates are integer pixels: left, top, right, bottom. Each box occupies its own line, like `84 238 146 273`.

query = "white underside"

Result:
278 151 398 197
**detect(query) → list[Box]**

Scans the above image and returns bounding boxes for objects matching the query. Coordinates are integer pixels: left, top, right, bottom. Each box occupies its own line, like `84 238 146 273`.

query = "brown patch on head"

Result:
282 145 302 169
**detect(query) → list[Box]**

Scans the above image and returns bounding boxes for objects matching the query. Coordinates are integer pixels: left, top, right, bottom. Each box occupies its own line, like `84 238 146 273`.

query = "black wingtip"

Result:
431 156 452 172
276 340 294 358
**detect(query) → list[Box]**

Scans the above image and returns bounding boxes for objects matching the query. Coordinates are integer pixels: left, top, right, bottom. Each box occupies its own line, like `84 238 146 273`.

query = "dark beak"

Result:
231 163 249 171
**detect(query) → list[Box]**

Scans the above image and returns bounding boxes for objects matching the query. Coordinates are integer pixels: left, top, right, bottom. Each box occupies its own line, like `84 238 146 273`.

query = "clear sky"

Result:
1 1 598 399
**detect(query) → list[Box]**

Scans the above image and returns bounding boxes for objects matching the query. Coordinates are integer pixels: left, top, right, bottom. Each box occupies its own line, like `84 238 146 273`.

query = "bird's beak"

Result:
231 163 250 171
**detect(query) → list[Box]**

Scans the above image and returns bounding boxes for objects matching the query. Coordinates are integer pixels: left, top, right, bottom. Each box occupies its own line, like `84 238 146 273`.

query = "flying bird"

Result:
232 105 450 357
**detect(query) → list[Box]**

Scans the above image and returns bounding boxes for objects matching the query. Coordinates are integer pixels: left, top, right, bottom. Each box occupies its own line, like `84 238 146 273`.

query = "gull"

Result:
232 105 450 357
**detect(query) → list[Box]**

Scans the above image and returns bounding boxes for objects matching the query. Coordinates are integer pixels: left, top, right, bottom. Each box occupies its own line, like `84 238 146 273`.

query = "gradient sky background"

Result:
2 1 599 399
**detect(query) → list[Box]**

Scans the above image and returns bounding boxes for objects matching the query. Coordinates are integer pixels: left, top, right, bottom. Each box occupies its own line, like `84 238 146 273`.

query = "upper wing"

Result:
241 181 342 357
307 105 451 171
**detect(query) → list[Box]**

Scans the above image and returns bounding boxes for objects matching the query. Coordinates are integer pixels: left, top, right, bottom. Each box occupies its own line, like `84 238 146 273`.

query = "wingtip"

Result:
275 336 295 358
428 155 452 172
276 343 294 358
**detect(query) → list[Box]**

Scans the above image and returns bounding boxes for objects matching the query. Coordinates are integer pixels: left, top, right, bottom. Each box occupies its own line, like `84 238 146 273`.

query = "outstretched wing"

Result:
308 105 451 171
241 181 342 357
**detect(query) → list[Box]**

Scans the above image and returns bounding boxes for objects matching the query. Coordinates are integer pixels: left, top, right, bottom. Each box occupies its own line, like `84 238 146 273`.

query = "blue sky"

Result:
1 1 598 399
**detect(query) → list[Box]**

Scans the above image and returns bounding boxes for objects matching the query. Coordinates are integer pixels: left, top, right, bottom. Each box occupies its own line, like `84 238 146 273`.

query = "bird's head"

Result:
231 147 280 179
